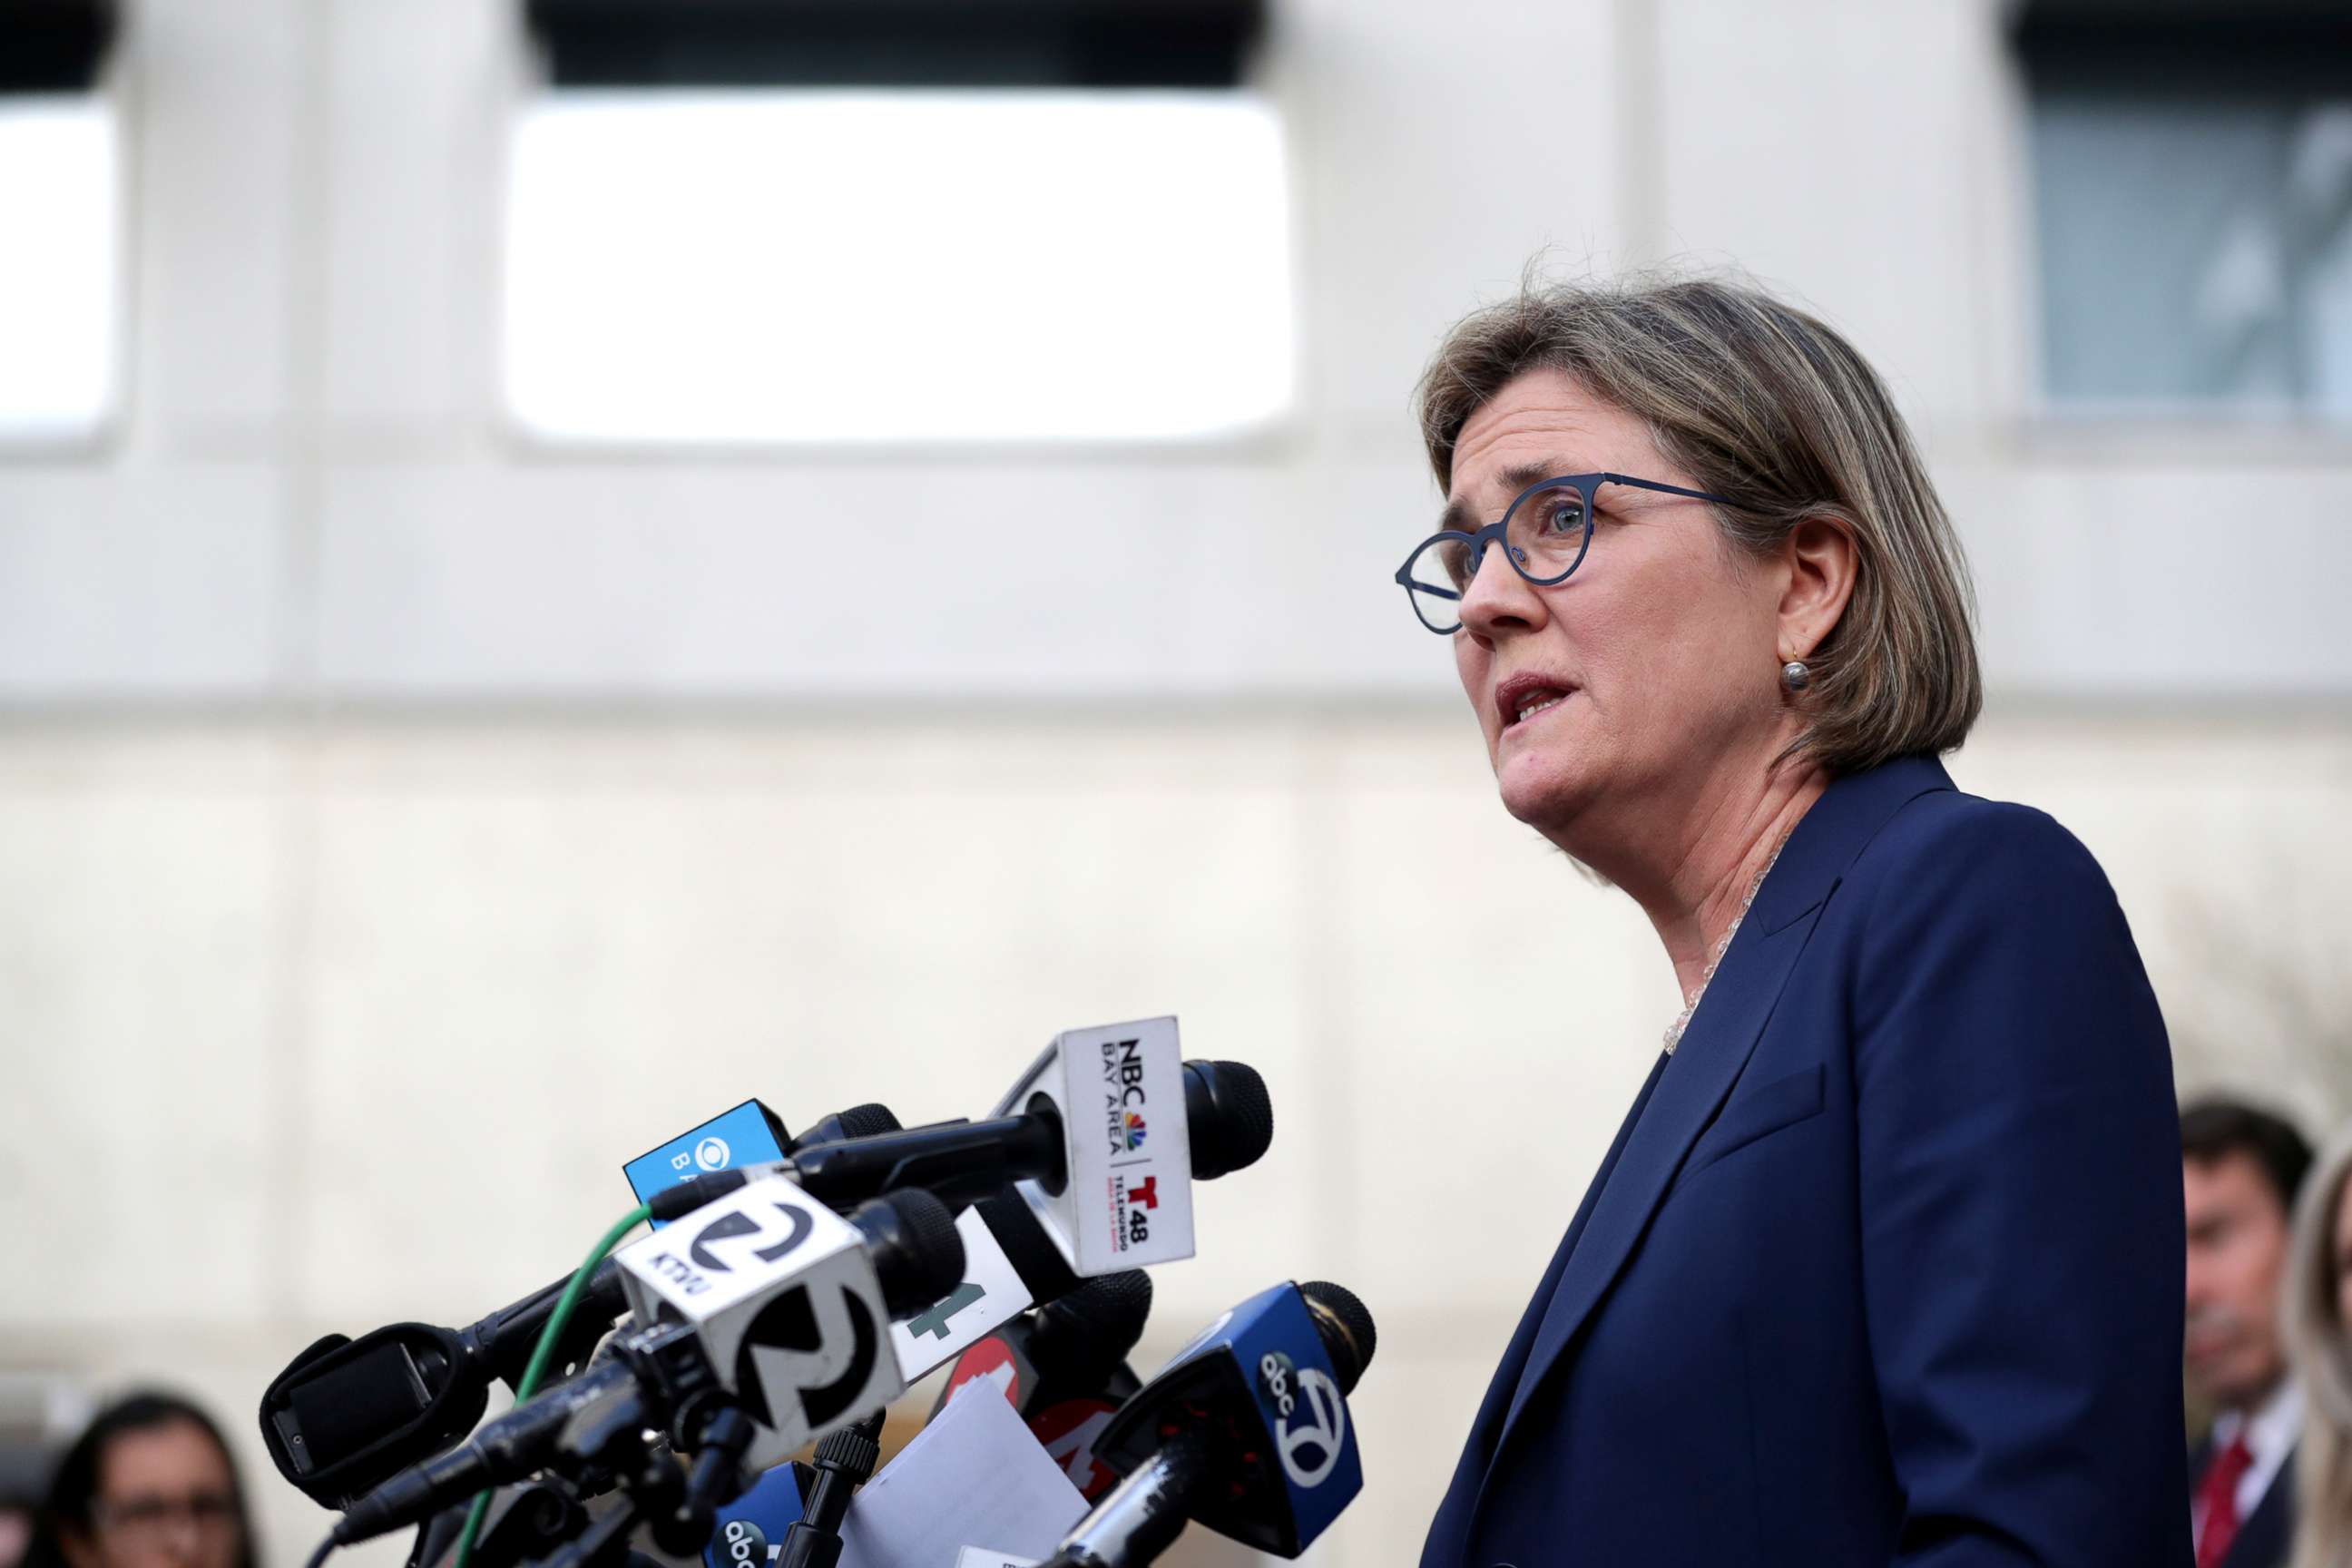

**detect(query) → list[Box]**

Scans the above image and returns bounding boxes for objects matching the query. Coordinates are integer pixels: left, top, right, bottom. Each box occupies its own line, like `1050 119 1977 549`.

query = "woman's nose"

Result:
1458 540 1546 638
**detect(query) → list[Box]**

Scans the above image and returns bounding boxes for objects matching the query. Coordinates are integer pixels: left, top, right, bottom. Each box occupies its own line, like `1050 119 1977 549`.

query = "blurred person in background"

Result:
2184 1097 2316 1568
2286 1126 2352 1568
24 1395 253 1568
1400 277 2189 1568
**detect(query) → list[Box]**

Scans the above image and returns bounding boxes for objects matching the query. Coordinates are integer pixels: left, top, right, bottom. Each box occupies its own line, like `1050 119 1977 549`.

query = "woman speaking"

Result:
1399 279 2190 1567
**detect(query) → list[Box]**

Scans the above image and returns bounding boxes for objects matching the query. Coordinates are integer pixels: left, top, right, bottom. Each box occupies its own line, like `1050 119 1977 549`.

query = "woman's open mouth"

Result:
1495 674 1578 731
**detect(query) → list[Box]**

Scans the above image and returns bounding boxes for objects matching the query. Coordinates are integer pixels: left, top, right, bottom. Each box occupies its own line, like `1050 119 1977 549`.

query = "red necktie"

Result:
2196 1430 2255 1568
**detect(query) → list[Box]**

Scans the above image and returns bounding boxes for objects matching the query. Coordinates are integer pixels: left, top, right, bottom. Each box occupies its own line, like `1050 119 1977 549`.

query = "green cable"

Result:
451 1202 653 1568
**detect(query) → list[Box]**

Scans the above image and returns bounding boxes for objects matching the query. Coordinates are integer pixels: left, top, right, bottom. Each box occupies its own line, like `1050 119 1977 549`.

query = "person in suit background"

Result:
1398 276 2191 1567
2285 1125 2352 1568
2184 1098 2316 1568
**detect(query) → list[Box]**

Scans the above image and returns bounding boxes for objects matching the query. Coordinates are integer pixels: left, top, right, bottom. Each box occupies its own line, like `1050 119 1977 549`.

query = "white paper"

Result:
838 1382 1086 1568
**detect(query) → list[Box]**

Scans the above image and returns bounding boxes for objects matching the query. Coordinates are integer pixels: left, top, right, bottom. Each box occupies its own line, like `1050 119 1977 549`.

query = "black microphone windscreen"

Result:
1038 1270 1153 1361
832 1103 901 1140
865 1188 966 1313
1298 1281 1376 1395
284 1346 441 1470
789 1102 904 1153
1181 1061 1275 1180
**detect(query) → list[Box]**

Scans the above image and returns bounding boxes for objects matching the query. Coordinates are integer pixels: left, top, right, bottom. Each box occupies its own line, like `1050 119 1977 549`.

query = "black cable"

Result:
531 1497 642 1568
305 1535 338 1568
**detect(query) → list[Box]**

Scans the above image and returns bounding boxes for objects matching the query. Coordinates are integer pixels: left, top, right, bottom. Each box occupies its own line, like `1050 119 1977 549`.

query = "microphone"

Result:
260 1104 899 1507
332 1187 965 1547
258 1266 625 1509
781 1063 1269 1207
652 1024 1272 1284
795 1102 903 1149
700 1457 804 1568
930 1272 1154 1501
624 1101 901 1221
1001 1025 1270 1279
675 1041 1272 1287
1043 1280 1375 1566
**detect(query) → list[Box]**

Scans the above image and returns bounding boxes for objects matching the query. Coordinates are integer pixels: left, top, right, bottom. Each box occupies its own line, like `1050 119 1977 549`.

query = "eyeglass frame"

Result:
1393 470 1738 634
89 1493 242 1544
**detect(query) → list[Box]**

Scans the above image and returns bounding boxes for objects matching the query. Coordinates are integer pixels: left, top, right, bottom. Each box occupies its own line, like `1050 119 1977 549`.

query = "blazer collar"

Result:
1480 753 1958 1484
1750 753 1955 933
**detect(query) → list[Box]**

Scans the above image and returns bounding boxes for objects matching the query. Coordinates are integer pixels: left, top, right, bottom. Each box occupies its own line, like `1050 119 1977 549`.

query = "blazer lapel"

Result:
1464 755 1961 1530
1420 1052 1671 1566
1485 897 1824 1462
1471 1048 1672 1455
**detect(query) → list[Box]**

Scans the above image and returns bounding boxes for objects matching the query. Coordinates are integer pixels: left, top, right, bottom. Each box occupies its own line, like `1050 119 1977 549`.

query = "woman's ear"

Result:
1778 515 1858 662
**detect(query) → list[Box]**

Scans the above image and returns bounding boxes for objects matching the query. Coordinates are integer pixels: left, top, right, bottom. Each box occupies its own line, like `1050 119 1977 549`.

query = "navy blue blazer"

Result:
1421 756 2192 1568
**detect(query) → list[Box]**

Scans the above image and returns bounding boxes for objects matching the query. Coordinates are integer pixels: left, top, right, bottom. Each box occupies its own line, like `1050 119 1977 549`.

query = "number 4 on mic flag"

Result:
889 1208 1033 1381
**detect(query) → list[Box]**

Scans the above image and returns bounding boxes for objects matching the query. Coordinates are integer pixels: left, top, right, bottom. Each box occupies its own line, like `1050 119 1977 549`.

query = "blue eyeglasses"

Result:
1394 471 1735 634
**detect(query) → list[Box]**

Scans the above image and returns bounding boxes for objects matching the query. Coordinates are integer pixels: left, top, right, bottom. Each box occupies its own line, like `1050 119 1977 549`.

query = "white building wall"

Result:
2 714 2347 1568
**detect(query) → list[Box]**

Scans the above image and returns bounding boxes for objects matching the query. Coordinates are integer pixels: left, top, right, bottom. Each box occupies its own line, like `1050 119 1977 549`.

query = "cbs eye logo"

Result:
670 1134 733 1174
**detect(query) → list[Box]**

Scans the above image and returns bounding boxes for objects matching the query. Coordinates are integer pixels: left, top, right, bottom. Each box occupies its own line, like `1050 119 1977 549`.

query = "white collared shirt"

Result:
2194 1380 2305 1541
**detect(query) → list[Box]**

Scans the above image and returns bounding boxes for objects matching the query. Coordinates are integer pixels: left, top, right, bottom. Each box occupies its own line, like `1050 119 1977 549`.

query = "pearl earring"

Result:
1781 660 1810 691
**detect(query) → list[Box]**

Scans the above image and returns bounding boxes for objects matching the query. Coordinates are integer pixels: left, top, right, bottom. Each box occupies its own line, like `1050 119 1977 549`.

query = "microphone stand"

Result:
772 1413 886 1568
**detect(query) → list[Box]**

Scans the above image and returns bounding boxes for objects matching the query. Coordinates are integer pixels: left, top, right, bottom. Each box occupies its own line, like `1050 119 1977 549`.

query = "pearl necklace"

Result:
1661 832 1790 1056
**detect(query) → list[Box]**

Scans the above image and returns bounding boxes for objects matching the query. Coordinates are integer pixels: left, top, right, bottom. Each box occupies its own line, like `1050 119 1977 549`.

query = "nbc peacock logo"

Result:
1121 1111 1148 1151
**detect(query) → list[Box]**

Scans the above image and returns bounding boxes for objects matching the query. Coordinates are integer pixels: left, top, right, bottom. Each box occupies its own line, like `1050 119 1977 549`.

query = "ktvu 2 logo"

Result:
1259 1351 1348 1489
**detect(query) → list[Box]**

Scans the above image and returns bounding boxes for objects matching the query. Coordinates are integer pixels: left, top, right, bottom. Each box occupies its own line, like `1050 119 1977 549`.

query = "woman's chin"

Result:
1494 752 1591 834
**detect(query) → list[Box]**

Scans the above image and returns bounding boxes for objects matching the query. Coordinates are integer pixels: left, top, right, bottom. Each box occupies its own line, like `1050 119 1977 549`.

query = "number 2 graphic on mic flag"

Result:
611 1175 904 1467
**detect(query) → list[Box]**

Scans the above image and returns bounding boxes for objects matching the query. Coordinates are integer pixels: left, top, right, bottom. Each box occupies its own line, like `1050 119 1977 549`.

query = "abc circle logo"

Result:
715 1519 767 1568
694 1135 731 1171
1260 1352 1348 1490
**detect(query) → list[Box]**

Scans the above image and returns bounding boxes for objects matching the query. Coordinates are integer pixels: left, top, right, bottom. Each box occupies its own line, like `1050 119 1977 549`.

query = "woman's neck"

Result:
1635 753 1831 1004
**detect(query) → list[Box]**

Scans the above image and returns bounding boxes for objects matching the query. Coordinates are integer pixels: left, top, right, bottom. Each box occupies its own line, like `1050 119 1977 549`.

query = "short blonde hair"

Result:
1415 275 1981 772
